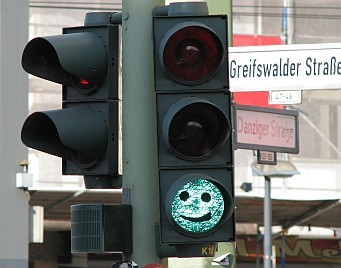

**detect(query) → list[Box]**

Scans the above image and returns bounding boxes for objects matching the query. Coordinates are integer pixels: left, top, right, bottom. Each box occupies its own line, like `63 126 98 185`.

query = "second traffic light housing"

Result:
21 13 122 179
153 2 235 252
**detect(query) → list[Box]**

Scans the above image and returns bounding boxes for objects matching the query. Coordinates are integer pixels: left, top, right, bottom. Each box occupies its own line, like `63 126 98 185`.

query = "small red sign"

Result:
143 264 166 268
232 34 284 110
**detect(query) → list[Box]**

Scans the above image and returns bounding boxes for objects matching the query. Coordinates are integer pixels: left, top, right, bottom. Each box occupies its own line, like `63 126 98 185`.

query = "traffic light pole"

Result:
121 0 163 265
206 2 236 267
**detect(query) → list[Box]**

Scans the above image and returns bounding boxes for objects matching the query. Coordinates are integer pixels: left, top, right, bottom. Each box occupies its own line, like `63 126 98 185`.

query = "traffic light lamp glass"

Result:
161 24 224 84
70 149 99 169
71 75 97 93
164 98 230 161
171 178 224 235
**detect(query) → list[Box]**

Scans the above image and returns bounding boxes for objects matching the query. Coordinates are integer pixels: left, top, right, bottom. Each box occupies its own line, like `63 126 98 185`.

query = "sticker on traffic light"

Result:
165 173 233 236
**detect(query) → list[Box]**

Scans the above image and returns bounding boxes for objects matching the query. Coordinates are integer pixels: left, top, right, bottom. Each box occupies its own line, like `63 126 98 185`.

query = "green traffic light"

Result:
171 178 224 234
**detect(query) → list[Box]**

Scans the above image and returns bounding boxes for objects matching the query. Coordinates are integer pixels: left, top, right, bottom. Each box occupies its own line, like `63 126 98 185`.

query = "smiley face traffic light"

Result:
169 177 226 233
160 170 234 243
153 5 235 248
21 12 122 180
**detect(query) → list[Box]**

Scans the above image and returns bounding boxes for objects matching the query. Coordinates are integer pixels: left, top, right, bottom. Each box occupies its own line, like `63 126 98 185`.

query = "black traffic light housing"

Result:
21 12 122 186
21 101 120 176
153 2 235 257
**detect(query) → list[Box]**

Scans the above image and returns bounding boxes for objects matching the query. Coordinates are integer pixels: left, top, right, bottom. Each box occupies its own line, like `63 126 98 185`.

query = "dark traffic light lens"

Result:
70 150 98 169
160 23 225 84
163 97 230 161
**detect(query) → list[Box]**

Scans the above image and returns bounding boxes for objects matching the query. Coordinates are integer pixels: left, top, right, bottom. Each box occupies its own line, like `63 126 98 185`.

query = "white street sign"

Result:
229 43 341 92
269 90 302 105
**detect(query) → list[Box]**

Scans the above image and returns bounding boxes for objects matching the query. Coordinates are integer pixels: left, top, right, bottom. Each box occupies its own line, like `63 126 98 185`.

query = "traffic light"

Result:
153 2 235 254
21 12 122 184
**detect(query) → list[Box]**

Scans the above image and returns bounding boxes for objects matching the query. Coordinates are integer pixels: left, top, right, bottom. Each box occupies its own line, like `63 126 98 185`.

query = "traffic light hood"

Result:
21 107 108 168
21 32 107 88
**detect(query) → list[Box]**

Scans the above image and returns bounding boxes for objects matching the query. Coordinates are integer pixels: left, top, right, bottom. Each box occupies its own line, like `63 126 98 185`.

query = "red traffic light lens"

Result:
163 97 230 161
160 22 225 85
71 75 97 94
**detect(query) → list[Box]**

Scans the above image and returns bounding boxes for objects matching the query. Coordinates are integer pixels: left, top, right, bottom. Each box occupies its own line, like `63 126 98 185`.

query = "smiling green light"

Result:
171 178 224 234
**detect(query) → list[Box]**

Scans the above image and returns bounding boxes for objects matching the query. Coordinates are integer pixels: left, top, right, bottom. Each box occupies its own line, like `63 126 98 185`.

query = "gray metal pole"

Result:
264 176 272 268
0 0 29 267
256 225 260 268
121 0 163 265
281 231 286 268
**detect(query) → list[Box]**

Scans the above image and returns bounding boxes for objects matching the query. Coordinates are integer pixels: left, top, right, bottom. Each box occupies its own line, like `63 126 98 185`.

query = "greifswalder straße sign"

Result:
234 105 299 154
229 43 341 92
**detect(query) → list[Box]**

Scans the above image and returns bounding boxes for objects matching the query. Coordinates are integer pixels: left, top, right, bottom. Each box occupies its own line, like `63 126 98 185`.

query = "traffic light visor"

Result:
159 21 225 85
162 97 231 161
21 107 108 168
22 32 107 94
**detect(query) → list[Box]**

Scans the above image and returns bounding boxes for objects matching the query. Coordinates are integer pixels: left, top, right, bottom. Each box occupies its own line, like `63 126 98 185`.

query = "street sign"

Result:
257 150 277 165
234 105 299 154
269 90 302 105
229 43 341 92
